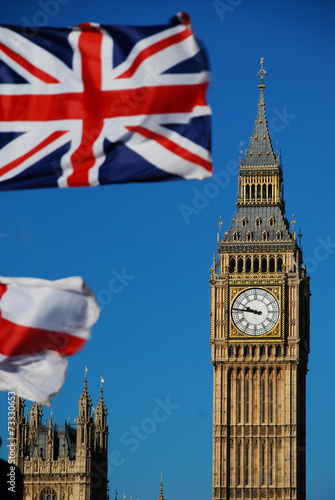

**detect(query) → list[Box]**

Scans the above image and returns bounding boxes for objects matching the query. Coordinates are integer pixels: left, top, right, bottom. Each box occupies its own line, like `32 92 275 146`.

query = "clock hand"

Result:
232 307 262 315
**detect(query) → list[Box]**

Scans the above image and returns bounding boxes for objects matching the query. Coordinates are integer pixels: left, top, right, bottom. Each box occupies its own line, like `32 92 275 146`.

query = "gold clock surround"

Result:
228 282 284 342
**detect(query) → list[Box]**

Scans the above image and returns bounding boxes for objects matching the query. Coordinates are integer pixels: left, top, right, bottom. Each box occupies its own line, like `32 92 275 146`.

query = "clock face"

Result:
231 288 279 336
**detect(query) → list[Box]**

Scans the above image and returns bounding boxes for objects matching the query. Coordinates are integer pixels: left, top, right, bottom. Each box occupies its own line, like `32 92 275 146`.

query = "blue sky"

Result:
0 0 334 499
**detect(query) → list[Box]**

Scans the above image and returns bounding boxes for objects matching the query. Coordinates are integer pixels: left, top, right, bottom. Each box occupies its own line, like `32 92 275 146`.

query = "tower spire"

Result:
158 473 165 500
256 57 267 88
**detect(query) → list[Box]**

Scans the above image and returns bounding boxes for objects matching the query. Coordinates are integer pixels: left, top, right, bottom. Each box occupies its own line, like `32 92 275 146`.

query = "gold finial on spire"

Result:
218 215 223 233
257 57 267 87
85 366 88 379
100 376 104 389
291 214 296 233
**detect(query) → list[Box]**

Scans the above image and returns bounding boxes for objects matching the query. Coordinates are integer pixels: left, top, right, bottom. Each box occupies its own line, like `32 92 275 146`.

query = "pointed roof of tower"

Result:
158 474 165 500
242 58 277 168
95 378 107 417
78 367 92 414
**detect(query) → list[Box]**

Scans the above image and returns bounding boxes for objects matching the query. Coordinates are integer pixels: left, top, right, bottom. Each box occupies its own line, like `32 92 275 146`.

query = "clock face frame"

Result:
231 287 280 337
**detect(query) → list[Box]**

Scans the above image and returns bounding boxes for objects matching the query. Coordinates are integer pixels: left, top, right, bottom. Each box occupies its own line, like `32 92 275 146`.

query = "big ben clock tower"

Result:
209 60 310 500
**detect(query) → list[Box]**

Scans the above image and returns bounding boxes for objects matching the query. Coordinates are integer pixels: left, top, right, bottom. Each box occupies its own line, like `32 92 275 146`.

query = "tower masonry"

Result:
209 59 310 500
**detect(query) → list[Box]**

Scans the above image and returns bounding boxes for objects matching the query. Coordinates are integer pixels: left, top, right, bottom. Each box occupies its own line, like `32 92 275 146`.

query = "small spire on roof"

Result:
257 57 267 88
158 473 165 500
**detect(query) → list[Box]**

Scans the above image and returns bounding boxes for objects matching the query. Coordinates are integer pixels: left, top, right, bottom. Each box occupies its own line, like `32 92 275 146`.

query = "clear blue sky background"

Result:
0 0 334 499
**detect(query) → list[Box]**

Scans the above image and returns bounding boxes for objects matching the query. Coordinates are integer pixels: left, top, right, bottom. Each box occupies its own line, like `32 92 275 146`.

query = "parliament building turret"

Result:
12 373 109 499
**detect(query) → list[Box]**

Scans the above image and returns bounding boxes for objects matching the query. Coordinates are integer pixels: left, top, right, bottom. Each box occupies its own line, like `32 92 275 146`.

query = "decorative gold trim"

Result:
227 283 284 342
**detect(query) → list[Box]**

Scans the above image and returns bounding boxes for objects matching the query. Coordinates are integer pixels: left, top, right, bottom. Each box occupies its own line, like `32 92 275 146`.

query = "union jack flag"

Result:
0 13 211 190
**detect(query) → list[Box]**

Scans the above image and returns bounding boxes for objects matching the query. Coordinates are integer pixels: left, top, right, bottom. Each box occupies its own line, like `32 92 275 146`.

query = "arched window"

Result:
270 378 274 423
276 230 282 241
269 256 275 272
245 444 250 485
233 231 239 241
242 217 247 227
262 231 268 241
255 216 261 227
229 256 236 273
261 257 267 273
277 256 283 272
269 216 275 227
237 257 243 273
261 378 266 423
270 444 274 485
268 184 272 201
262 184 266 200
261 444 266 485
246 257 251 273
246 184 250 200
251 185 255 201
247 231 252 242
41 488 57 500
257 184 261 200
245 377 250 424
237 378 242 424
237 443 242 485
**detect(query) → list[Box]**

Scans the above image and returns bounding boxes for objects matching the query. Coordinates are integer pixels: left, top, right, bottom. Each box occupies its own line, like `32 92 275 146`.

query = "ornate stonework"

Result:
12 376 108 500
210 61 310 500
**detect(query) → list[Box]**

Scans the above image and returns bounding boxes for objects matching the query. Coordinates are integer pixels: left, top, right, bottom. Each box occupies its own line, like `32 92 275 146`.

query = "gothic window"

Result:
261 257 267 273
253 256 259 272
276 230 282 241
228 346 234 356
245 444 250 485
242 217 247 227
276 346 282 357
244 346 250 357
261 379 266 424
277 256 283 272
246 184 250 200
237 444 241 485
261 444 266 485
268 184 273 201
255 216 261 227
269 216 275 226
262 231 268 241
233 231 239 241
237 378 242 424
229 256 236 273
257 184 261 200
245 379 250 424
269 256 275 272
246 257 251 273
251 185 255 201
260 345 265 357
41 488 57 500
270 444 274 485
237 257 243 273
247 231 252 242
262 184 266 200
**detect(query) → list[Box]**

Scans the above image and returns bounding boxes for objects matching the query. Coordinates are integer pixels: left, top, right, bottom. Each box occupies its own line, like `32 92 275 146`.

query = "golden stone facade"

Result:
12 376 108 500
210 61 310 500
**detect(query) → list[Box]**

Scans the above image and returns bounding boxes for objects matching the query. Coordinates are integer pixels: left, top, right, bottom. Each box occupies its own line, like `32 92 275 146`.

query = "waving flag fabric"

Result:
0 13 212 191
0 276 100 405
